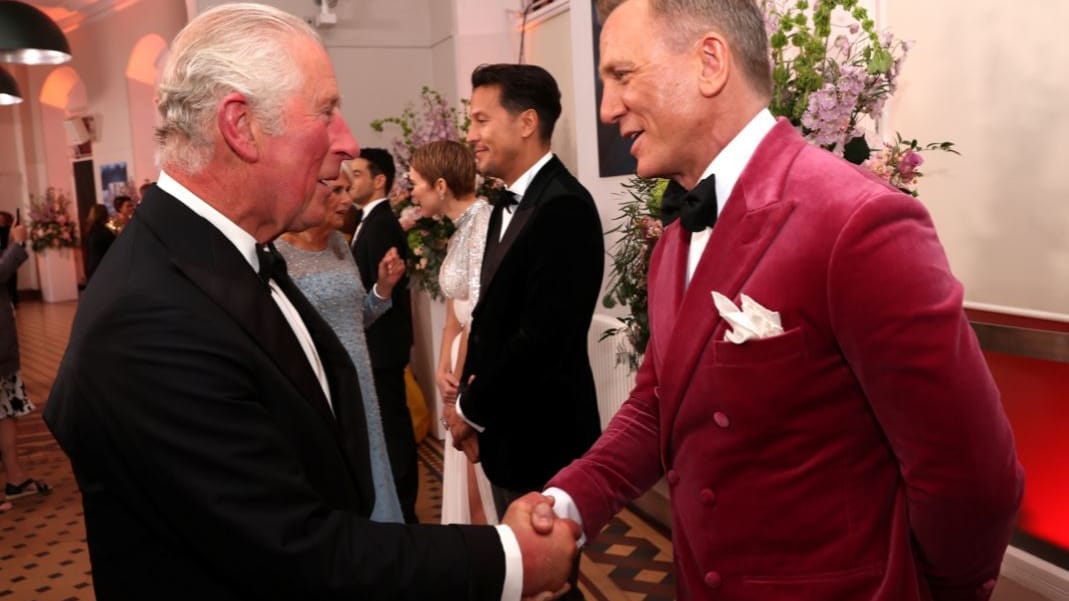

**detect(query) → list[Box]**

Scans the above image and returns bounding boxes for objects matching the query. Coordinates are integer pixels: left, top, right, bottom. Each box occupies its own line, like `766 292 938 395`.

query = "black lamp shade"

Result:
0 65 21 105
0 1 71 65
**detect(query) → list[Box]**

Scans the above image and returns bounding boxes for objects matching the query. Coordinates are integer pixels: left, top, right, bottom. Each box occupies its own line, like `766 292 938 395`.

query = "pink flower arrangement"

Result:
28 187 79 252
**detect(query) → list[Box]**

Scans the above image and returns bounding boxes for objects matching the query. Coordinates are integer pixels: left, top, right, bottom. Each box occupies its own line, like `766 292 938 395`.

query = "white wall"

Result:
523 7 578 175
886 0 1069 319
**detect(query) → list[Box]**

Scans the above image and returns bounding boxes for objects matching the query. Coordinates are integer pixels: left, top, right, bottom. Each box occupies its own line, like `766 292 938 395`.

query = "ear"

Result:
435 178 449 196
218 92 260 163
517 108 539 140
373 172 387 192
696 32 731 98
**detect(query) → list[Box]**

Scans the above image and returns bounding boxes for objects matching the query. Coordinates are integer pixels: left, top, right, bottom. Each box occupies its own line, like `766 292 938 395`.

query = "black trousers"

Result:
491 484 585 600
373 366 418 523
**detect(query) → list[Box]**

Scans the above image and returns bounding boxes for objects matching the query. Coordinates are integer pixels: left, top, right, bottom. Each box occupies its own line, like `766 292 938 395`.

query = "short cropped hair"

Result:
410 140 477 198
155 3 320 173
595 0 772 98
359 148 396 196
471 63 562 144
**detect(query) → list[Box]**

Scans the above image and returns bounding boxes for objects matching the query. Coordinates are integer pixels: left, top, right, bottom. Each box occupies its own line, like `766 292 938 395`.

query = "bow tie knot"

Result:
661 175 718 233
256 243 288 287
489 188 519 209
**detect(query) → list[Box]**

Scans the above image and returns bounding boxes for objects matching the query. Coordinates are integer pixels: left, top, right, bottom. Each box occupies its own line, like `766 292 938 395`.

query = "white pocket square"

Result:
711 292 784 344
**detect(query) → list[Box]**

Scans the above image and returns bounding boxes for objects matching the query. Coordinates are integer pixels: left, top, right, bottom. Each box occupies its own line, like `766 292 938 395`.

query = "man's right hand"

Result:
502 493 580 600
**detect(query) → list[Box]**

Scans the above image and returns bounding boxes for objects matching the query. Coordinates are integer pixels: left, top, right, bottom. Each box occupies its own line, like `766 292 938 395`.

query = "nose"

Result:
599 82 625 126
331 110 359 159
465 125 477 144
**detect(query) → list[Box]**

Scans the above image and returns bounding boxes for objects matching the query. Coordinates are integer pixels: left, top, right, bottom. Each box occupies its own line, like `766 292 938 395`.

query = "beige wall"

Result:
886 0 1069 319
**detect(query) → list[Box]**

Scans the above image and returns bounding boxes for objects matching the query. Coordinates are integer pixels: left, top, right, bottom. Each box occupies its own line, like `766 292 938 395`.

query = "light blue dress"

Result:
275 231 404 523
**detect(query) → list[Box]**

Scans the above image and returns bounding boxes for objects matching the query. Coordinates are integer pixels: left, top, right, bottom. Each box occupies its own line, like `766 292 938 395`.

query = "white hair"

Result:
155 3 321 173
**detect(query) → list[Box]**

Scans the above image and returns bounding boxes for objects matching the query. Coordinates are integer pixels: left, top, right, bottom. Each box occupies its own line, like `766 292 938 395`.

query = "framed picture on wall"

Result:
100 161 129 210
590 2 636 178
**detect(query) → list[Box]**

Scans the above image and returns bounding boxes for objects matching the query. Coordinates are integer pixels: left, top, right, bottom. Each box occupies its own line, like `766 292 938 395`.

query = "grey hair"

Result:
596 0 772 98
155 3 321 173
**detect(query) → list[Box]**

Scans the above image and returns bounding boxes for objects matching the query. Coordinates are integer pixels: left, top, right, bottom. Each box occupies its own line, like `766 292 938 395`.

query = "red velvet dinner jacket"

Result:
550 120 1023 601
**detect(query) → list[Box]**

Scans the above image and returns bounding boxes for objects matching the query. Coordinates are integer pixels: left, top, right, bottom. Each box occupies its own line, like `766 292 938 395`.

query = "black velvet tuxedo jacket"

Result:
461 156 604 492
351 200 412 370
44 187 503 601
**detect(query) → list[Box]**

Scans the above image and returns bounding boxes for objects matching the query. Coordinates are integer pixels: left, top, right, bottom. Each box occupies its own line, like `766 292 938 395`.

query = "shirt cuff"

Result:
543 487 586 547
371 283 389 301
495 525 523 601
455 395 485 433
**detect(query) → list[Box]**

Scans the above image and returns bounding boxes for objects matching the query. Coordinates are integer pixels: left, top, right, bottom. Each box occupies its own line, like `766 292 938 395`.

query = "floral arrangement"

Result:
603 0 957 369
28 187 79 252
371 87 469 300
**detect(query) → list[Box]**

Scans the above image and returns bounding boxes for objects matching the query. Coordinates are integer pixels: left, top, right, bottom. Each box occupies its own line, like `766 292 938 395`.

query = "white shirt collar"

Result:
360 197 389 216
157 171 261 271
506 151 554 199
700 108 777 216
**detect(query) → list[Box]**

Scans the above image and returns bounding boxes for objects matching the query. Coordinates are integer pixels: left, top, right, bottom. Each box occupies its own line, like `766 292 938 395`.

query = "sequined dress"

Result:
275 231 404 523
438 199 499 525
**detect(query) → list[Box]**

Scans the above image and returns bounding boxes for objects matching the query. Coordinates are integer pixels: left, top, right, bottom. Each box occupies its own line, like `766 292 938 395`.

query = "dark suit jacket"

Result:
351 200 412 371
44 187 504 601
549 120 1023 600
462 156 604 492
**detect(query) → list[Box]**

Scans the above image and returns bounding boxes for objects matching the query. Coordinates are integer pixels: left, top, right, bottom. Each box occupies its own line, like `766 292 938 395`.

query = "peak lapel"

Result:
655 120 804 444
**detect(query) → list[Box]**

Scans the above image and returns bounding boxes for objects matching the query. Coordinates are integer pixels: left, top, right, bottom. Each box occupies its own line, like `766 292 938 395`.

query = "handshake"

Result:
502 492 582 601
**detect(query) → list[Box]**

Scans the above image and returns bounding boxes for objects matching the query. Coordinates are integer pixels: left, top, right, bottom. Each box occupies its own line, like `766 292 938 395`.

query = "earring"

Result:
439 192 445 202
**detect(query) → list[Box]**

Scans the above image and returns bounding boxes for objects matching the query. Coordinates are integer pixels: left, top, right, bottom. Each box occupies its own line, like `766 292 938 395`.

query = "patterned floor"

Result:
1 298 677 601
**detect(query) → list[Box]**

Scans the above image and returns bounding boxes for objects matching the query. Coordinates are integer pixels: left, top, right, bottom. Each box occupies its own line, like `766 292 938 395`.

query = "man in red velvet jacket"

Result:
542 1 1025 599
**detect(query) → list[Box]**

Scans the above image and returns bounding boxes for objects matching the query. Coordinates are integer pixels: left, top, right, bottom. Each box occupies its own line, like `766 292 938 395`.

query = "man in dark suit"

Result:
540 1 1024 600
43 5 577 600
348 147 418 523
448 64 604 514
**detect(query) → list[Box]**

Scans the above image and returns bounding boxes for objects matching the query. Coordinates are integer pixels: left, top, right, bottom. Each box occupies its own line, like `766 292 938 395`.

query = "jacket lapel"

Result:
655 120 804 447
475 156 564 314
137 190 341 435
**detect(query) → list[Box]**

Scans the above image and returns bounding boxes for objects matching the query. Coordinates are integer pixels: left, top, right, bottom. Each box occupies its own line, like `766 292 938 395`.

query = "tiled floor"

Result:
2 299 677 601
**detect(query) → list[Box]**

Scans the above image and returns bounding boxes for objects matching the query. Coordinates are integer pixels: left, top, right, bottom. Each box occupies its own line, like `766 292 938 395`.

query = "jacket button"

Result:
700 488 716 505
666 470 679 485
713 411 730 428
704 571 722 589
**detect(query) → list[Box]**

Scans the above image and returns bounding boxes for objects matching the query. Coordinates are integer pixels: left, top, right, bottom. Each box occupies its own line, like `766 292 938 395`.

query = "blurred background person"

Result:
107 195 136 234
410 140 496 525
0 220 51 510
0 212 19 306
83 204 116 283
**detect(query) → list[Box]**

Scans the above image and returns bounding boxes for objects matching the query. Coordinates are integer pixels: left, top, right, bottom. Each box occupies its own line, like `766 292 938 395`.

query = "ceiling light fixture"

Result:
0 1 72 65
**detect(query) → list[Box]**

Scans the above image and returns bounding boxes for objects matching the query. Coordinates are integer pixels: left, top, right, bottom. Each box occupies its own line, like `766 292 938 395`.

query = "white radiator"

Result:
587 313 638 431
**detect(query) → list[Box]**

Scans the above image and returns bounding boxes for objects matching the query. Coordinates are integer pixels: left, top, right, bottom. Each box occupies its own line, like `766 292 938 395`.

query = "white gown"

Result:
438 199 498 525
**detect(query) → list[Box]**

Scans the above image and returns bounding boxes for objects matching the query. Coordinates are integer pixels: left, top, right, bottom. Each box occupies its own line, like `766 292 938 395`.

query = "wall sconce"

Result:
0 1 72 65
0 65 21 104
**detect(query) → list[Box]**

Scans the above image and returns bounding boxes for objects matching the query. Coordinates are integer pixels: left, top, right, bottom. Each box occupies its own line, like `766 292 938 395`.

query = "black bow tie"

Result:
489 188 519 209
661 175 718 233
256 243 288 287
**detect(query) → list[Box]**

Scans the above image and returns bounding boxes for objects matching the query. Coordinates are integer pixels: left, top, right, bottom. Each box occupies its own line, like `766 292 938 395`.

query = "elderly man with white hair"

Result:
44 4 578 600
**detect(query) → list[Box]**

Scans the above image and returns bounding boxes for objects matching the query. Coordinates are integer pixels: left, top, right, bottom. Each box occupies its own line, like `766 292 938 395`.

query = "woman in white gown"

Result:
409 141 497 525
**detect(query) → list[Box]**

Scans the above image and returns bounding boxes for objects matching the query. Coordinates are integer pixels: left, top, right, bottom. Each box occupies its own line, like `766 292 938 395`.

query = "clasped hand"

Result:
502 493 581 601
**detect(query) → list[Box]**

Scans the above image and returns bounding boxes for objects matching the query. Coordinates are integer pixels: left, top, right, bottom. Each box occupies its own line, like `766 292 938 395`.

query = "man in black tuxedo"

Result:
43 5 578 600
449 64 604 513
348 147 418 523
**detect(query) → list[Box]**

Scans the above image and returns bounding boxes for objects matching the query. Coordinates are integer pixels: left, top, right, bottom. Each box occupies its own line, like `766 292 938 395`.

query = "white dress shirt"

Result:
498 151 554 241
545 108 779 544
157 171 332 410
159 173 522 601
